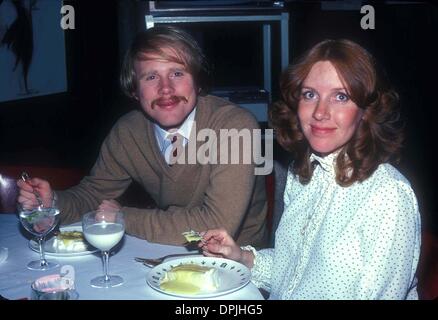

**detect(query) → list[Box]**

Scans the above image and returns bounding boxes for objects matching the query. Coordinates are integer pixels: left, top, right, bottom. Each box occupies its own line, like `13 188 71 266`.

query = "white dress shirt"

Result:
154 107 196 164
249 152 421 300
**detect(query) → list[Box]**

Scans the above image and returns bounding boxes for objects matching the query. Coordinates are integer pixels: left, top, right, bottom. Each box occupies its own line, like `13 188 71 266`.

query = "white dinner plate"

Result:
29 225 98 257
146 256 251 298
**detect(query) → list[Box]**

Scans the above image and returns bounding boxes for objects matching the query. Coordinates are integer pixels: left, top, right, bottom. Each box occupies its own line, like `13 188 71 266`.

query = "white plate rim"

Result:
146 256 251 298
29 225 98 257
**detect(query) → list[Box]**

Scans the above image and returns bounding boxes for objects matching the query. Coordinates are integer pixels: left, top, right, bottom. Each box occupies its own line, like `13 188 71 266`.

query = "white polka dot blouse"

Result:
249 152 421 300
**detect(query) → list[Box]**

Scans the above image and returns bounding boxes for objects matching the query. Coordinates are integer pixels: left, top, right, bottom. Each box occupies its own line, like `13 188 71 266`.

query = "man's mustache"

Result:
151 96 189 109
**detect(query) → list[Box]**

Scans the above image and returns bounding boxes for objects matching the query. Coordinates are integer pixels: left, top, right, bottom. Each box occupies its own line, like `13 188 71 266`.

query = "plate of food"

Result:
146 256 251 298
29 225 98 257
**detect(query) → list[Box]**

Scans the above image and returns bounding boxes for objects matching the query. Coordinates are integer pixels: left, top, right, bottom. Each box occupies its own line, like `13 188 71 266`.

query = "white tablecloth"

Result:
0 214 263 300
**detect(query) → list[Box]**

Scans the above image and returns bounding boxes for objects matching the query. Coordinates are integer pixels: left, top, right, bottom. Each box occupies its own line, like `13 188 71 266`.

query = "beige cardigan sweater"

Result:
57 95 268 247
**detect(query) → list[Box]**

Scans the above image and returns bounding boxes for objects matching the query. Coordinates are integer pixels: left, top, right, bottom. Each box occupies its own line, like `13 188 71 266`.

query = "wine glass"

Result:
82 210 125 288
18 207 60 270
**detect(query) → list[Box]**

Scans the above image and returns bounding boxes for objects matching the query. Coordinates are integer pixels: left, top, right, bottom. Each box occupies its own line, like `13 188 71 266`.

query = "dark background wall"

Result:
0 0 436 233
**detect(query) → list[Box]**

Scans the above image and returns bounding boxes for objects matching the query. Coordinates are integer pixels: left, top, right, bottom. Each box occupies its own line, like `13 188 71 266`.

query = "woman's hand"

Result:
16 178 53 210
199 228 254 268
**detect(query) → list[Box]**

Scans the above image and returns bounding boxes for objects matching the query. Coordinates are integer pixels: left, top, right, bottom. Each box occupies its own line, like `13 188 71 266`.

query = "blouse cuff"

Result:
240 245 258 267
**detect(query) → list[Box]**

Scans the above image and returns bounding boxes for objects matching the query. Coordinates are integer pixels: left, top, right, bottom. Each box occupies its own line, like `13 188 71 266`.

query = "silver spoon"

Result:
20 171 44 211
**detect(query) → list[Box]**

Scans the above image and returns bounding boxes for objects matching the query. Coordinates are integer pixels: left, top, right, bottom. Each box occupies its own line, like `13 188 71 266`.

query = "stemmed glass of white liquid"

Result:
82 210 125 288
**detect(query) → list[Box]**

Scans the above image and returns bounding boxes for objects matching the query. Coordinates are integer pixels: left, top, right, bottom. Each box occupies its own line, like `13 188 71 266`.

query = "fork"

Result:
20 172 44 211
134 252 201 267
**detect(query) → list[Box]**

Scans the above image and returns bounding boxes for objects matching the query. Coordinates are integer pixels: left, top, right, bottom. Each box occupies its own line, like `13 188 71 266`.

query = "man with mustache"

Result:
17 26 268 247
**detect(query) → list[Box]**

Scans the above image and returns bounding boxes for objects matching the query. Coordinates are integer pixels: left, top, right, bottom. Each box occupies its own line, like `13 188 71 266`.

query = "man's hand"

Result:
96 200 121 222
17 178 53 210
98 199 121 212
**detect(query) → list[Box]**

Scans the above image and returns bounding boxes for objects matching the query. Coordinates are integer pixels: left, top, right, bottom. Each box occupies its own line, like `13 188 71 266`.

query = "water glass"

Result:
19 207 60 270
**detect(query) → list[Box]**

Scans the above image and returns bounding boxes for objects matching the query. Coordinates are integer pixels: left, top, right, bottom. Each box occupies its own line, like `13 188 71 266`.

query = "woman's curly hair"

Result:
269 39 403 186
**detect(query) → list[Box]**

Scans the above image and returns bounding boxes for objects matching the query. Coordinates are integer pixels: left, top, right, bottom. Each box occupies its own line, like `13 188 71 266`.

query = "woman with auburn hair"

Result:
200 39 421 299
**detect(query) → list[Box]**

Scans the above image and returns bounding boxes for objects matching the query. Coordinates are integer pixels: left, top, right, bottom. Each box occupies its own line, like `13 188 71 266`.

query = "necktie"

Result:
167 134 182 165
171 135 178 158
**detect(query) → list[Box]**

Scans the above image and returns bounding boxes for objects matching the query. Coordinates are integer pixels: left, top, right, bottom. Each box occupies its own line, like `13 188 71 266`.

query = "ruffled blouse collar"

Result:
309 151 339 175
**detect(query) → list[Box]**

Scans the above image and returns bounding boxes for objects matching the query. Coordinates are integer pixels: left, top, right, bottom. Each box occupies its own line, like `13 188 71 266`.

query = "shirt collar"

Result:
153 106 197 150
175 106 196 141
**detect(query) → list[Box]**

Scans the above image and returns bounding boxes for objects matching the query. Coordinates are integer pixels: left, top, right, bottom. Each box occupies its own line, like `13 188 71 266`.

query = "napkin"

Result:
0 247 8 264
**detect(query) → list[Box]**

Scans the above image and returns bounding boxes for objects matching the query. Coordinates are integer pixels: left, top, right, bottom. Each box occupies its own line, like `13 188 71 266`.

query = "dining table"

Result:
0 214 264 300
